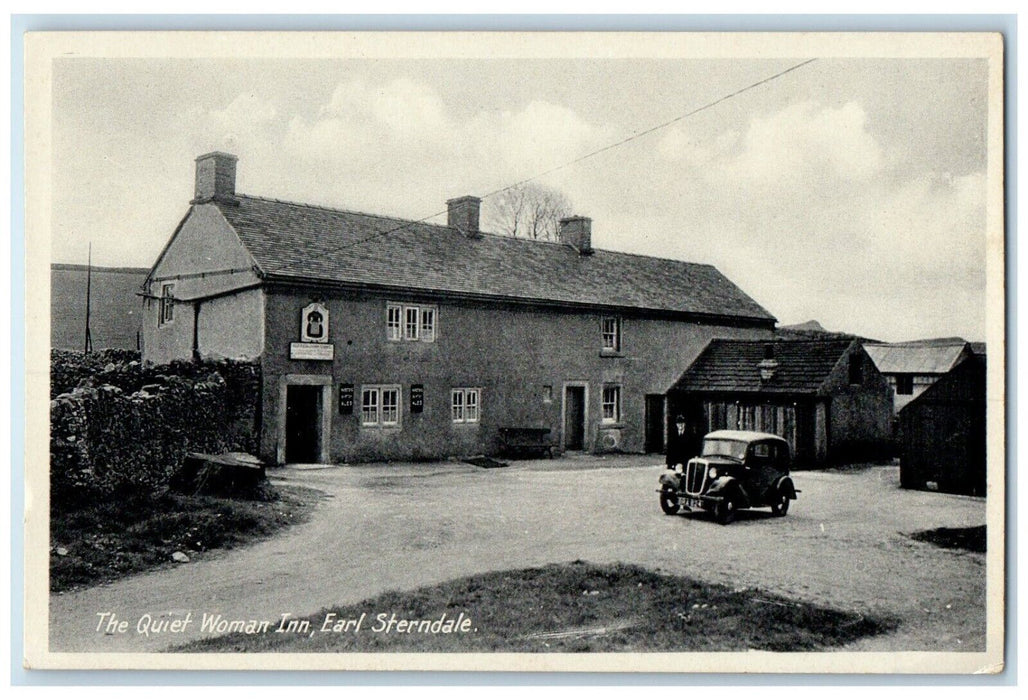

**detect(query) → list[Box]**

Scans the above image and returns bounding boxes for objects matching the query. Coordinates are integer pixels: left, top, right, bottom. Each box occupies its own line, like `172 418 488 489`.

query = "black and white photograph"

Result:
22 30 1005 673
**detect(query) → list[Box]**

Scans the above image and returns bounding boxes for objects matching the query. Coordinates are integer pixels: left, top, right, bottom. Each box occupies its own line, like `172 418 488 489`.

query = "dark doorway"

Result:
644 394 666 453
564 386 586 451
286 385 321 463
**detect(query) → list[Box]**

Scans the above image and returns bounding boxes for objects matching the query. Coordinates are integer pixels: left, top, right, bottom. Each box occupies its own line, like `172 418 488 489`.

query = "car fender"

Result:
658 472 683 490
706 476 751 507
773 475 797 499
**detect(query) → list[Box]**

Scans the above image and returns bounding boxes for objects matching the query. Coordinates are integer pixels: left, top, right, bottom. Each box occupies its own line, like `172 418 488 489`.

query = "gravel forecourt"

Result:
48 455 987 654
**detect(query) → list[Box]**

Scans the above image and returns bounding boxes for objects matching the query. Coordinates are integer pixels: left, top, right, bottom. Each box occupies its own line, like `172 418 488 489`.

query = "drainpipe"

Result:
192 301 201 362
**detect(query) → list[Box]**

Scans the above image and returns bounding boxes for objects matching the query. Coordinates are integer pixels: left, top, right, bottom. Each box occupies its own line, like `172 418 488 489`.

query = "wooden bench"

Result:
498 427 555 459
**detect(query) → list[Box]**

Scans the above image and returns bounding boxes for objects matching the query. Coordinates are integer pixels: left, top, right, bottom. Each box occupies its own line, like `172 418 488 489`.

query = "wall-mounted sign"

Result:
300 303 330 344
338 384 354 414
289 342 334 361
410 384 424 413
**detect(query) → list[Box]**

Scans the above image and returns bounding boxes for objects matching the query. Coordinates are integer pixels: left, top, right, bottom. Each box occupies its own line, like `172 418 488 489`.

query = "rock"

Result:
171 551 190 563
55 547 69 556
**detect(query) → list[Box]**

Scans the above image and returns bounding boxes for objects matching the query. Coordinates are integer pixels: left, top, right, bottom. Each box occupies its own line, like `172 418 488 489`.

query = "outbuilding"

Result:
667 338 894 467
898 354 986 496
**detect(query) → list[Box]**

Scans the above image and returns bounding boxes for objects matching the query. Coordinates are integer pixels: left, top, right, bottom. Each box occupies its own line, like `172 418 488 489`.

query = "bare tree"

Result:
485 183 573 241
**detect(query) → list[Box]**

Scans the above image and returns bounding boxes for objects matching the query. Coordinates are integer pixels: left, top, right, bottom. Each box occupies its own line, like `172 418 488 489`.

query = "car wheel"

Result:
659 486 680 515
715 492 738 525
770 488 790 517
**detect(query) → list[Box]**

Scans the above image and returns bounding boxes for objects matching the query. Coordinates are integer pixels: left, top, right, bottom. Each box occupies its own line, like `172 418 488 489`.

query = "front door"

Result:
285 385 321 463
644 394 666 453
564 386 586 451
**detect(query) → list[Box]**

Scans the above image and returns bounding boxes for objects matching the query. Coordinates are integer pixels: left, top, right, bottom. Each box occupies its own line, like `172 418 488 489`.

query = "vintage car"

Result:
658 430 798 524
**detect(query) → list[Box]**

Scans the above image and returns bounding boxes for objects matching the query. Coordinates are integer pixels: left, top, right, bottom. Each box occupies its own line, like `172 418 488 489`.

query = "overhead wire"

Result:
312 58 818 255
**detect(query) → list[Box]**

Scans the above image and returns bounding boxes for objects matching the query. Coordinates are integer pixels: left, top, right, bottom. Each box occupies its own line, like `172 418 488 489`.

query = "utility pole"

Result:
83 242 93 354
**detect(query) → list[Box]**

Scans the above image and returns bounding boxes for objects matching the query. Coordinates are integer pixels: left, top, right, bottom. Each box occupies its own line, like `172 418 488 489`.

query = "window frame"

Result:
387 303 438 343
601 316 621 353
895 374 914 395
159 282 175 326
601 384 621 424
386 304 402 341
451 387 481 424
361 384 402 427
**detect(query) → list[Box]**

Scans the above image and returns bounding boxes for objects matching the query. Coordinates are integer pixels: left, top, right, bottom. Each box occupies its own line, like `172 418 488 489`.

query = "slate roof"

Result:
213 195 775 322
864 342 970 375
670 338 857 394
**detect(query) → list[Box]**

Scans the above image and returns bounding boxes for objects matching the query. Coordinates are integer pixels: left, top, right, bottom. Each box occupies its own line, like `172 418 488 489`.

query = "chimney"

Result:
758 343 779 382
447 196 481 238
560 216 593 255
192 152 239 205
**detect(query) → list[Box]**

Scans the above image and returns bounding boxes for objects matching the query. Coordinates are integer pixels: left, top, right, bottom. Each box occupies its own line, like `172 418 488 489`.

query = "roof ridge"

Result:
234 193 715 269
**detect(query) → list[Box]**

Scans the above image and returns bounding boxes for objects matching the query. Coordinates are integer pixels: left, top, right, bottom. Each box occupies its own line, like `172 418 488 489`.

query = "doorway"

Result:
285 385 322 463
644 394 666 453
564 385 586 451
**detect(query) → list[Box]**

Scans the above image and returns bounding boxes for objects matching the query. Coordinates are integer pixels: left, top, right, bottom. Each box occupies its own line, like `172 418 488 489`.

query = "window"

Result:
159 283 175 326
387 303 437 342
848 354 863 385
452 388 481 423
420 308 435 342
361 385 401 426
387 305 402 340
601 316 621 352
405 307 420 340
895 374 914 395
601 385 621 423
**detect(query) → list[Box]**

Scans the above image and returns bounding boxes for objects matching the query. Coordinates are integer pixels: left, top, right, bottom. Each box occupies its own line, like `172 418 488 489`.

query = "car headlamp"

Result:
707 466 718 479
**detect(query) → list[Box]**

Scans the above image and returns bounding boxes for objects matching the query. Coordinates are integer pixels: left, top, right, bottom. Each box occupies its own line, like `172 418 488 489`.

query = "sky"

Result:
50 53 991 342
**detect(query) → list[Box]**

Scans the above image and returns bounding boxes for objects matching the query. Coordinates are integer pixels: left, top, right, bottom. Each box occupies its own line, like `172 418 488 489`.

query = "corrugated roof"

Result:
214 195 776 321
864 342 969 375
670 338 856 394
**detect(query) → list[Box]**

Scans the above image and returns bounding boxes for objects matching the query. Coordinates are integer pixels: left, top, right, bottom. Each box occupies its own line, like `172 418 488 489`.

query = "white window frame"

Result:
451 388 481 424
420 307 435 342
386 304 402 341
601 385 621 424
361 385 402 427
159 283 175 326
601 316 621 352
388 303 438 343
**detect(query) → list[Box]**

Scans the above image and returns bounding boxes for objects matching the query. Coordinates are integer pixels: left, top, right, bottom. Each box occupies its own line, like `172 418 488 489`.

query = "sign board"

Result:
338 384 354 414
410 384 424 413
300 302 329 343
289 342 334 361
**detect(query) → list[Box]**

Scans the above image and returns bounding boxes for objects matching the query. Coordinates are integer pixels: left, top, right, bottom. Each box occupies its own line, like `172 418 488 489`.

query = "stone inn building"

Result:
142 152 776 465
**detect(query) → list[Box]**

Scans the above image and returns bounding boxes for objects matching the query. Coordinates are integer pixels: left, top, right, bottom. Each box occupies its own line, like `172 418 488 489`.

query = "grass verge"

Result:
50 484 318 593
176 561 895 653
909 525 986 553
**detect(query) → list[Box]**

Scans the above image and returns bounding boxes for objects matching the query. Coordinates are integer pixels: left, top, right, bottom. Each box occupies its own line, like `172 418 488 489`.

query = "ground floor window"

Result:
452 388 480 423
601 385 621 423
362 385 401 426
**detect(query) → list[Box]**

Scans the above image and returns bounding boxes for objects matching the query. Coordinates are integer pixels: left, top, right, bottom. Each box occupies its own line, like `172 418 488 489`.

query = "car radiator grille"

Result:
685 461 707 496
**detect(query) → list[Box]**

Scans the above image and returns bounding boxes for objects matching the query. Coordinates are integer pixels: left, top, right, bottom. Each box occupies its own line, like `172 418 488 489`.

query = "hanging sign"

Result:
410 384 424 413
338 384 354 414
300 303 330 343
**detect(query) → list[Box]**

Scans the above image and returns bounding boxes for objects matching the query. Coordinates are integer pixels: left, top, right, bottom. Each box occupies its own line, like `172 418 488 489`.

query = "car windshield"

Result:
700 438 747 460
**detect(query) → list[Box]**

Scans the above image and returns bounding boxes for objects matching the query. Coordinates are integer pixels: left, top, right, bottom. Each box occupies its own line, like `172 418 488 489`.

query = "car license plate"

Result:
685 497 704 509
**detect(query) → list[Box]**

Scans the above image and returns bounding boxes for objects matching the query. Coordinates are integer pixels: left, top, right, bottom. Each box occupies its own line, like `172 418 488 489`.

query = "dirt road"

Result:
48 456 987 654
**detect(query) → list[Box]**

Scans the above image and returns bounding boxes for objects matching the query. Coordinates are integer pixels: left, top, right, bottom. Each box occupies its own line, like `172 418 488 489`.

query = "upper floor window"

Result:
159 283 175 326
895 374 914 395
601 316 621 353
361 385 401 427
848 354 863 385
387 303 436 342
452 388 480 423
602 385 621 423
